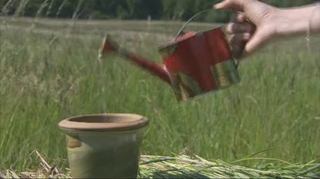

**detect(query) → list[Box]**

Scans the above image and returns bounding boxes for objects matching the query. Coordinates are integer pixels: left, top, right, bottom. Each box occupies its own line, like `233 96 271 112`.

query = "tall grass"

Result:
0 15 320 173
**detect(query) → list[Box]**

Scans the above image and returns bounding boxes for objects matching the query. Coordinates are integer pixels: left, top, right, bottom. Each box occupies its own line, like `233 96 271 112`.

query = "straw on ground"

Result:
1 150 320 179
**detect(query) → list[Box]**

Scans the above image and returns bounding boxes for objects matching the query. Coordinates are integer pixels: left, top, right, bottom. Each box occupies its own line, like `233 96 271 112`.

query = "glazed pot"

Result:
58 113 149 179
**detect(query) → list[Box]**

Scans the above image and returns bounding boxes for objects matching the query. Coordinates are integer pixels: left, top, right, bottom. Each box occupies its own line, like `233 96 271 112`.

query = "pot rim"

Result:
58 113 149 132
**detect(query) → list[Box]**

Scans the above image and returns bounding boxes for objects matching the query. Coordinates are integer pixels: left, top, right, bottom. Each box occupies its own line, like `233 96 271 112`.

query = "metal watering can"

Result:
99 10 242 102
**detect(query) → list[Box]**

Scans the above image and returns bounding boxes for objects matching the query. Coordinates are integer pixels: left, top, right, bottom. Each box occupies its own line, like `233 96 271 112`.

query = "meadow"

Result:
0 15 320 174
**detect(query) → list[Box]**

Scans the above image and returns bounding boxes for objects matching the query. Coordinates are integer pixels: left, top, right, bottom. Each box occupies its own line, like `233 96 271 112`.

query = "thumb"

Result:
214 0 233 9
244 27 272 55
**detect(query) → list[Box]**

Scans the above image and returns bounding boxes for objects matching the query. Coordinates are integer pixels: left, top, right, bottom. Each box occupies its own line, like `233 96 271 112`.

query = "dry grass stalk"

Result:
35 151 59 177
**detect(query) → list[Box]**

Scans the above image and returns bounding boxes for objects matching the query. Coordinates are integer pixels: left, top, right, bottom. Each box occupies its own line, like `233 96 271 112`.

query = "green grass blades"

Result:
0 17 320 175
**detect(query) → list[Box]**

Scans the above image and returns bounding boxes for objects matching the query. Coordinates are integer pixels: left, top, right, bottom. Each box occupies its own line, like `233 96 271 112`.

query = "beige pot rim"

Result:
58 113 149 132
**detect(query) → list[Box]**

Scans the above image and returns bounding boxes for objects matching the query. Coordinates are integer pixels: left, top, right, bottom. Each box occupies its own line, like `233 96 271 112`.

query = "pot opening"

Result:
68 115 139 124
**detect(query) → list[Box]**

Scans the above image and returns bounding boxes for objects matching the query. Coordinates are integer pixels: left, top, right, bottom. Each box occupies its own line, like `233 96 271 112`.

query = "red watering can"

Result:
99 10 242 102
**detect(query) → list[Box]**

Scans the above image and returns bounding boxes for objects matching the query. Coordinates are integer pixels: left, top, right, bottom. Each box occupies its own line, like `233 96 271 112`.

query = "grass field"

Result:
0 15 320 174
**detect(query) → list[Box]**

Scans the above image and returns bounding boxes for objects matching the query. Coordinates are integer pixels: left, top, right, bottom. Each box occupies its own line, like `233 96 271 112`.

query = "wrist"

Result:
275 4 320 37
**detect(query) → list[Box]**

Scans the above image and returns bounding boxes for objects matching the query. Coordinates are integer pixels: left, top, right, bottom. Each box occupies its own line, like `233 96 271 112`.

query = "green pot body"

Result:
64 128 146 178
58 114 149 179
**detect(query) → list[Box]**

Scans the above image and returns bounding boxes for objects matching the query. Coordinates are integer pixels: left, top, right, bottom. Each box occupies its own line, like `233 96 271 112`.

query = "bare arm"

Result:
276 3 320 37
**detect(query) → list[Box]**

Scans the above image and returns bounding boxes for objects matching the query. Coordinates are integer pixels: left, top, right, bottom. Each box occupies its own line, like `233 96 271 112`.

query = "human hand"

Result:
215 0 279 58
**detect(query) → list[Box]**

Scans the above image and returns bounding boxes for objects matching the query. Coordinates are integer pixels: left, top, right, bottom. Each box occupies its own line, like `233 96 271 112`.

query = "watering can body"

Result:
158 27 240 101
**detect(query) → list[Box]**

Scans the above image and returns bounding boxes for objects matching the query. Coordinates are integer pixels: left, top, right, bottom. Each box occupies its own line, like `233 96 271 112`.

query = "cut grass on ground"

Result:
2 151 320 178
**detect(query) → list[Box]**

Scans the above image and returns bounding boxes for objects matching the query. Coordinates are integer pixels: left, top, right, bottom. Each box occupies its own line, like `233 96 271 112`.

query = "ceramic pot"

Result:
58 113 149 179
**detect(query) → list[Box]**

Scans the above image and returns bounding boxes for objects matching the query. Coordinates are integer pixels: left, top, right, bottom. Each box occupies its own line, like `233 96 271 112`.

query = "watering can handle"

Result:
175 9 245 69
174 9 214 38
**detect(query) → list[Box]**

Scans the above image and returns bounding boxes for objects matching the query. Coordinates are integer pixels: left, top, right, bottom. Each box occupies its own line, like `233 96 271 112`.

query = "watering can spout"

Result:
99 35 172 85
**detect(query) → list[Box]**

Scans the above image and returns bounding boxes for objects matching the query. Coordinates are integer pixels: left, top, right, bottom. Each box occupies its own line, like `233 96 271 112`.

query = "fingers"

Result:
229 33 251 58
227 13 255 34
229 33 251 45
226 12 255 59
226 22 255 34
231 12 246 23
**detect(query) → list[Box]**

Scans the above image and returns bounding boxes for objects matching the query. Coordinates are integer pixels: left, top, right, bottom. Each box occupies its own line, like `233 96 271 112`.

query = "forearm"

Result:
276 3 320 36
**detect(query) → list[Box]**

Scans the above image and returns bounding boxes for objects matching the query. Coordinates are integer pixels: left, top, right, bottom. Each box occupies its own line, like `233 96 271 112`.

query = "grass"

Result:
0 15 320 176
